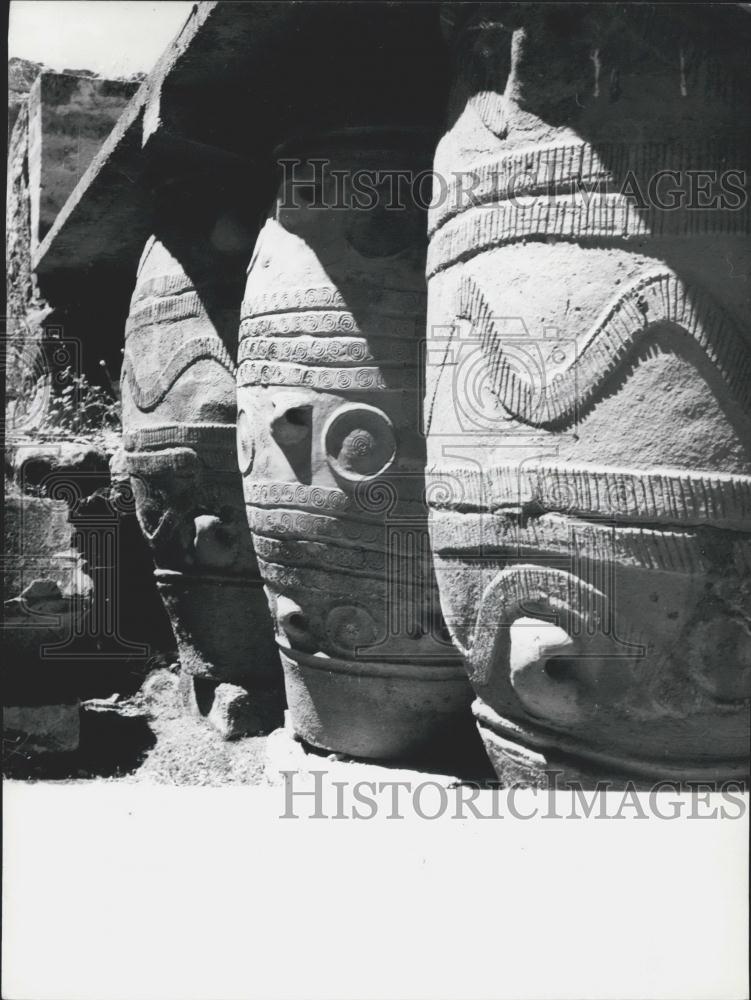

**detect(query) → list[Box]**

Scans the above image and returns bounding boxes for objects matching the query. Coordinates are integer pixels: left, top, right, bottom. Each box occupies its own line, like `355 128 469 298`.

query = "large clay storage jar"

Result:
238 128 472 761
425 5 751 785
121 175 281 738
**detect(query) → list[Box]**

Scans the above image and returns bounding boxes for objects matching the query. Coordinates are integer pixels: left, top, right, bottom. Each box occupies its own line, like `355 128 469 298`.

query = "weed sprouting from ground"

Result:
42 365 121 436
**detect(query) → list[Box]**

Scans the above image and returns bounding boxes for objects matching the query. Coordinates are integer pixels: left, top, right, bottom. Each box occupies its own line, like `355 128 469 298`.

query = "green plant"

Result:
42 366 121 435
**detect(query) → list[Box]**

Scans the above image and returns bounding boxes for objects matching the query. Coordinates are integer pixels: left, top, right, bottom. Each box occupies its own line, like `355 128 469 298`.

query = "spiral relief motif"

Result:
235 144 468 759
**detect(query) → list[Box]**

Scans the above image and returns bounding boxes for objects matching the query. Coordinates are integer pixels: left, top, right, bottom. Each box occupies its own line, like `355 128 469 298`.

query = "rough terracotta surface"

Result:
238 129 471 760
121 190 282 738
11 0 749 783
425 5 751 784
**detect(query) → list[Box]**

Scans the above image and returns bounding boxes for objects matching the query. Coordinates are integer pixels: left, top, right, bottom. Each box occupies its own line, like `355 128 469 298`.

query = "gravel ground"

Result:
3 669 272 785
4 667 493 785
123 670 271 785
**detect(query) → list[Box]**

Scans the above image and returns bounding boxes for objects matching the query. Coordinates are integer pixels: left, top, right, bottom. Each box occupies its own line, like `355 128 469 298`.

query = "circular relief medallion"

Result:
322 403 396 482
325 604 379 655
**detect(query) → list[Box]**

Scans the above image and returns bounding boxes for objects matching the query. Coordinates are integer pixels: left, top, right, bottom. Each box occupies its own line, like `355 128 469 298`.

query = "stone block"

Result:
3 495 89 757
3 494 90 615
3 703 80 755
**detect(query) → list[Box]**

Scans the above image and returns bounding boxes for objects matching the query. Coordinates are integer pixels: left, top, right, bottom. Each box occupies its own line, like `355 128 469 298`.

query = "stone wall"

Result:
4 62 174 762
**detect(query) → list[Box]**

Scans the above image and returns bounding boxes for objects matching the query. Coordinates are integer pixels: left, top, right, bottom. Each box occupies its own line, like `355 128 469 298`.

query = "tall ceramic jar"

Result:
425 5 751 785
237 128 472 762
121 176 281 738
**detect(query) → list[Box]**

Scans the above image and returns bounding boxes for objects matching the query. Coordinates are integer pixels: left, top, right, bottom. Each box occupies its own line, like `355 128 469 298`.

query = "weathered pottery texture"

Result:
238 129 471 760
122 230 281 738
425 6 751 784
